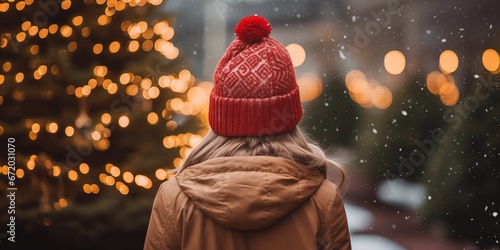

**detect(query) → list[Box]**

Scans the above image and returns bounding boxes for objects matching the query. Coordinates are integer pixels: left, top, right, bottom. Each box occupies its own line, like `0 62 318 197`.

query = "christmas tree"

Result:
0 0 210 249
423 71 500 248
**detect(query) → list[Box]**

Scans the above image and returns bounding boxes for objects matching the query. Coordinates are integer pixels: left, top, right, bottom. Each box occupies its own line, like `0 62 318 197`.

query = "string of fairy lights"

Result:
346 48 500 109
0 0 216 213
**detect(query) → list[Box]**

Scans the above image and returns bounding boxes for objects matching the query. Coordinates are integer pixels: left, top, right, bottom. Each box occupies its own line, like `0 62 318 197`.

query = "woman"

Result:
144 15 351 250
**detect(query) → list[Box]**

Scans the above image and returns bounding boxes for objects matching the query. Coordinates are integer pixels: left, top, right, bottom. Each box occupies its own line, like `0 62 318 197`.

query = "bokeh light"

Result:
482 48 500 73
286 43 306 67
439 50 459 74
384 50 406 75
345 70 393 109
297 73 322 102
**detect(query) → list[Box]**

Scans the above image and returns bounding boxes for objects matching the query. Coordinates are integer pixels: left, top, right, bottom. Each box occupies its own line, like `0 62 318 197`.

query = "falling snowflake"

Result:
339 50 346 60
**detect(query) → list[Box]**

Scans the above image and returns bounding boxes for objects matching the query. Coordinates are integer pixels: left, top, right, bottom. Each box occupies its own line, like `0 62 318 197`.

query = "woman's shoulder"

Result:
314 180 342 199
154 177 187 205
310 180 345 215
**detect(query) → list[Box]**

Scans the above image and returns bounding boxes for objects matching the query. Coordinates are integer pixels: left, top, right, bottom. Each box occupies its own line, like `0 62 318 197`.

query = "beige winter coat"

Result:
144 156 351 250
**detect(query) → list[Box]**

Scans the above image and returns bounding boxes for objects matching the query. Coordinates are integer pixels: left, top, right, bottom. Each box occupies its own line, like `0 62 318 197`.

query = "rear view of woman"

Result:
144 15 351 250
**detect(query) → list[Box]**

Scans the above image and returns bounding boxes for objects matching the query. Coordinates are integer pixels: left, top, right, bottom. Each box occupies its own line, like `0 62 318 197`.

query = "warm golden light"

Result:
68 170 78 181
99 173 107 183
345 71 393 109
155 169 168 180
297 73 322 102
173 158 183 168
15 72 24 83
93 43 103 54
59 198 68 208
28 25 38 36
149 0 164 6
118 184 129 195
384 50 406 75
47 122 58 133
38 65 48 75
81 85 91 96
83 184 91 194
65 126 75 137
29 131 37 140
169 79 186 93
347 78 369 94
16 169 24 178
110 166 121 177
426 72 454 96
120 73 132 84
88 79 97 89
72 16 84 26
0 3 10 12
60 25 73 37
61 0 71 9
439 50 459 74
21 21 31 31
135 175 148 187
371 86 393 109
2 61 11 72
118 116 129 127
345 70 366 87
482 49 500 73
48 24 58 34
286 43 306 67
27 161 35 170
128 40 140 52
1 165 8 175
109 41 120 53
16 32 26 42
16 1 25 10
31 123 41 133
52 166 61 177
148 86 160 99
101 113 112 124
105 7 116 16
38 28 48 39
123 171 134 183
94 65 108 77
91 184 100 194
426 71 444 95
97 15 110 26
105 163 113 173
105 175 116 186
147 112 159 125
439 82 459 106
79 163 90 174
179 69 192 82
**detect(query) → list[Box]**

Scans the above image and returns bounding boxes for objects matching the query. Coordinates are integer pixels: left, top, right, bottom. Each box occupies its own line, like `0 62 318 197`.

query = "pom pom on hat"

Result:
234 15 271 44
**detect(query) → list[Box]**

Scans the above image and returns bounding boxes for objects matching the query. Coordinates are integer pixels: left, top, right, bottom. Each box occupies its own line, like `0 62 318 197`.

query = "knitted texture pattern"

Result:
209 15 302 137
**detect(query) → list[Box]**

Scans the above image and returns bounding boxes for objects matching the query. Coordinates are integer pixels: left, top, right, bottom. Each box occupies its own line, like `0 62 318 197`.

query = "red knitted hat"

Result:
209 15 303 137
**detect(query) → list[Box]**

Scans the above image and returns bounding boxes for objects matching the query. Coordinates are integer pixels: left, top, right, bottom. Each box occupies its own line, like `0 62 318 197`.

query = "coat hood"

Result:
175 156 324 230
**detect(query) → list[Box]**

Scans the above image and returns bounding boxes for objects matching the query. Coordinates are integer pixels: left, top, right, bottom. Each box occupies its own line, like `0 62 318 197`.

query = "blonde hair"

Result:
179 127 346 188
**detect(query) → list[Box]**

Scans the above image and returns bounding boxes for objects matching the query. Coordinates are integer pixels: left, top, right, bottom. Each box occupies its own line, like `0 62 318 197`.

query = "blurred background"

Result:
0 0 499 249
